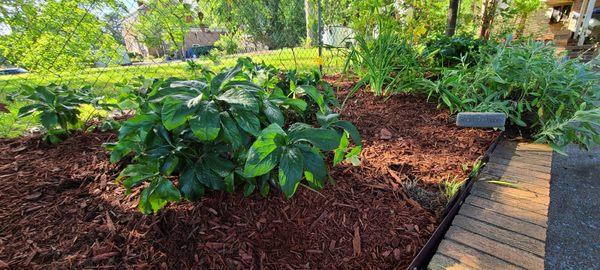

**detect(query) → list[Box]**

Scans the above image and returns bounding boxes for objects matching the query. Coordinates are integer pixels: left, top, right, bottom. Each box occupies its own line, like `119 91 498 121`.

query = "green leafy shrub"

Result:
17 84 113 143
214 32 240 55
107 58 361 214
426 35 494 67
423 40 600 152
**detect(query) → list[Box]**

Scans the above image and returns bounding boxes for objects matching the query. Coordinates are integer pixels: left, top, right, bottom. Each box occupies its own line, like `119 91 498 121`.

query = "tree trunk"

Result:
446 0 460 36
515 14 528 38
305 0 315 44
479 0 499 39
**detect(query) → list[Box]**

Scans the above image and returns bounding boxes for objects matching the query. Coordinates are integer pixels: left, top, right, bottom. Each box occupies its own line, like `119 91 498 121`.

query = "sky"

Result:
0 23 9 36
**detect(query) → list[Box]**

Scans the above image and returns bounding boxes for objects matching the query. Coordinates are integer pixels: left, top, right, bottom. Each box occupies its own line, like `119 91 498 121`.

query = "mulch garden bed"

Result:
0 77 499 269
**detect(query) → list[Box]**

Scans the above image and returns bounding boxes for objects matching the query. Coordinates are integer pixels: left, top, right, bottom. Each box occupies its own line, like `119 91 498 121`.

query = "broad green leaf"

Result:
17 104 44 117
160 155 179 176
333 132 350 165
161 97 192 130
278 146 305 198
224 172 235 193
108 141 136 163
298 145 327 189
40 112 59 129
189 101 220 141
333 120 362 146
119 113 160 139
33 86 56 103
298 85 325 112
138 177 181 214
282 98 308 112
257 174 271 197
262 99 285 126
222 80 263 93
232 108 261 136
220 112 243 149
149 89 196 104
243 183 256 197
118 162 158 190
217 89 259 113
316 113 340 126
289 124 341 151
204 154 236 177
180 163 224 200
243 124 286 177
210 64 243 93
179 166 205 201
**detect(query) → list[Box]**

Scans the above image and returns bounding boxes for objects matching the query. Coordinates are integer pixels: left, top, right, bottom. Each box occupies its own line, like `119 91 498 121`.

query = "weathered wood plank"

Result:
480 167 551 184
478 172 550 189
445 227 544 269
428 254 474 270
465 196 548 227
499 141 552 151
470 186 549 214
476 182 549 204
488 154 552 168
513 143 552 152
452 215 546 257
492 147 553 158
483 163 551 180
486 159 551 174
459 204 547 241
478 173 550 190
436 240 522 270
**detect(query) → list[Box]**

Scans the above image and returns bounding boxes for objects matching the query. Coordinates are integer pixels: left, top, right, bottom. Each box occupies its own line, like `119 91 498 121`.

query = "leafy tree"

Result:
322 0 447 42
103 11 126 45
511 0 541 37
0 0 123 72
201 0 306 49
131 0 202 59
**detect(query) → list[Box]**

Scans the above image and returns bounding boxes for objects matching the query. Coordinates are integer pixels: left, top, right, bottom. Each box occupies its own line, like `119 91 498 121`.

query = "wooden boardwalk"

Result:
428 141 553 270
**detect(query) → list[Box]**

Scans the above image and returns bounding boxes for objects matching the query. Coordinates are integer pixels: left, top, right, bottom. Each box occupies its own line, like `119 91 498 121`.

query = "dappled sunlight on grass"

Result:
0 47 345 137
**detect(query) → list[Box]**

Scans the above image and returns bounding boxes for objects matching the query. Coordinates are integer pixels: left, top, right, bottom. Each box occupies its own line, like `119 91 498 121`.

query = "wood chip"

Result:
25 192 42 200
92 252 119 262
353 226 361 256
205 242 224 249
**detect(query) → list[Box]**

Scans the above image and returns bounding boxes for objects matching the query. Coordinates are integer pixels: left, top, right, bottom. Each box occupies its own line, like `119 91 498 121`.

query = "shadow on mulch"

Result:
0 78 498 269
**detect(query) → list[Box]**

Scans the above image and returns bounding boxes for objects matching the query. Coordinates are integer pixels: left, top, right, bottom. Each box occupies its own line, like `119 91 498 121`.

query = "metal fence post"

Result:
317 0 323 73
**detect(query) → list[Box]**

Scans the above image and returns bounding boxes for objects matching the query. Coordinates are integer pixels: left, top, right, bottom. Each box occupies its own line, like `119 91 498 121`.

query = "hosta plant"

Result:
107 59 361 214
17 84 113 143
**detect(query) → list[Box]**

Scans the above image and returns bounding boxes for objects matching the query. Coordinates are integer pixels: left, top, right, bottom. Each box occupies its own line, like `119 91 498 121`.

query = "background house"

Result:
524 0 600 46
121 4 224 60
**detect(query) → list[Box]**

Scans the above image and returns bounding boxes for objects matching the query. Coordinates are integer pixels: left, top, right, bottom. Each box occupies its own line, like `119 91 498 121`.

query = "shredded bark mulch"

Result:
0 80 498 269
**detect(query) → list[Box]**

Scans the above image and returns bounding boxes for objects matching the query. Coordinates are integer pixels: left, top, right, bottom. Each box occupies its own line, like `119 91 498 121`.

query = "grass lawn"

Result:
0 47 347 137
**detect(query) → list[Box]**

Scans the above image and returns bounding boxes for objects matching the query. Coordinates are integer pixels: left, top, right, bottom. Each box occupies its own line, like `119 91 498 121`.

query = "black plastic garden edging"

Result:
406 132 504 270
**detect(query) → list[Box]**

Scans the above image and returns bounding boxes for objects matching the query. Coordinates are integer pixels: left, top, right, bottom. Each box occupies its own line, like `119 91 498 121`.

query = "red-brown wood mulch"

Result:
0 80 499 269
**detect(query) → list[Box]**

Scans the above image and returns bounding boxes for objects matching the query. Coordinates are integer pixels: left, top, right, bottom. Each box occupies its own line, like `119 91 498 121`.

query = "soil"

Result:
0 78 499 269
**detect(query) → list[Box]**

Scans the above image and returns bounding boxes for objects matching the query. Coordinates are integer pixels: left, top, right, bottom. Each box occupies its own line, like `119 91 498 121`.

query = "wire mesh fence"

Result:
0 0 353 137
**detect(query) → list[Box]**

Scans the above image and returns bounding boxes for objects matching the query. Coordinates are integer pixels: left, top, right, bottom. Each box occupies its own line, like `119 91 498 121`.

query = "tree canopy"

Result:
0 0 124 72
200 0 306 49
130 0 202 58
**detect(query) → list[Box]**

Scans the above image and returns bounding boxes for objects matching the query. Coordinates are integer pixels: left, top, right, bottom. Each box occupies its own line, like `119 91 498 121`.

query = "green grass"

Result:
0 47 346 137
